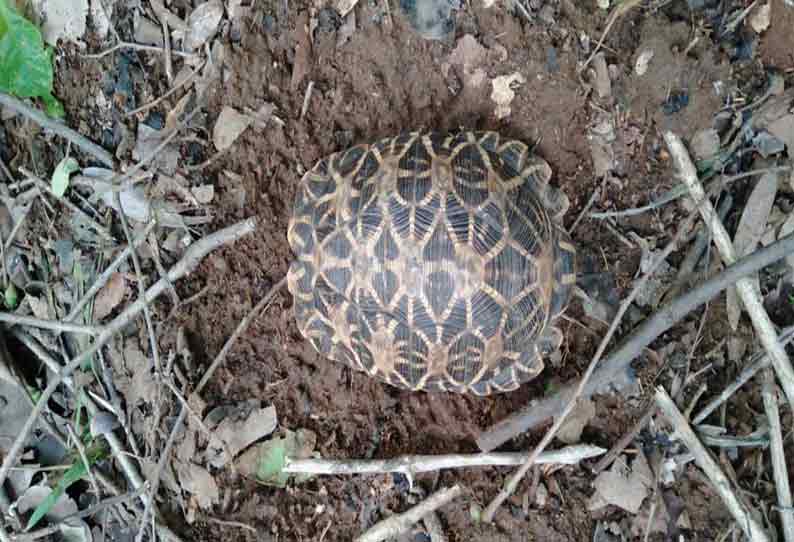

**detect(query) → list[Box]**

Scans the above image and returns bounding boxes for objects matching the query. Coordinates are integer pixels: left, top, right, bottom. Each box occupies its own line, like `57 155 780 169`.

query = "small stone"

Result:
690 128 720 161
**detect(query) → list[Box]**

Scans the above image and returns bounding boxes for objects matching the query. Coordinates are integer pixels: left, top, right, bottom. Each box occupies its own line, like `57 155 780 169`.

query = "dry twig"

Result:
663 131 794 412
655 386 769 542
355 485 463 542
284 444 605 481
0 92 114 167
762 369 794 542
692 327 794 425
82 41 196 59
477 231 794 451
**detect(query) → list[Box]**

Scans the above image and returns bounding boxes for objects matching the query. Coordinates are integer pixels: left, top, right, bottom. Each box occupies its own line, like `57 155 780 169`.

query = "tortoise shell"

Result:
286 131 576 395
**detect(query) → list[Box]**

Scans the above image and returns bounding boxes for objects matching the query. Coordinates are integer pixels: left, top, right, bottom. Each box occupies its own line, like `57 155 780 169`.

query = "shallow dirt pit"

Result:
30 0 794 540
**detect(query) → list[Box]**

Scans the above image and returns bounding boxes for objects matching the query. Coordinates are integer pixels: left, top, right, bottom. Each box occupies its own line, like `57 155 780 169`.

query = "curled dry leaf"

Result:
205 405 278 468
726 170 778 330
191 185 215 204
213 107 253 151
93 272 126 321
175 462 219 510
749 3 771 33
491 72 525 119
15 485 78 521
591 453 653 514
183 0 224 51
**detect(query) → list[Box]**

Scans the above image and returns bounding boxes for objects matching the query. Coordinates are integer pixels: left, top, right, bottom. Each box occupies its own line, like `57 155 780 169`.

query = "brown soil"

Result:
37 1 794 540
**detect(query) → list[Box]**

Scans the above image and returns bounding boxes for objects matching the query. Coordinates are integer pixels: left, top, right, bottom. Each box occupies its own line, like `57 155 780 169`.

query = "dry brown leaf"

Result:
447 34 488 89
205 405 278 468
175 462 219 510
183 0 223 51
592 454 652 514
93 272 126 321
212 107 253 151
726 170 778 329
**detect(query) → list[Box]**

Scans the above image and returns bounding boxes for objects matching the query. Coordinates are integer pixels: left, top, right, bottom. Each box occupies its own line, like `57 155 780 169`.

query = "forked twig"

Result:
655 386 769 542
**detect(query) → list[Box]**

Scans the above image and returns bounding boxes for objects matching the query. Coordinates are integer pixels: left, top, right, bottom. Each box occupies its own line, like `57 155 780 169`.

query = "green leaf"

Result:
3 281 17 309
51 157 79 197
0 0 64 117
25 441 109 530
254 429 316 487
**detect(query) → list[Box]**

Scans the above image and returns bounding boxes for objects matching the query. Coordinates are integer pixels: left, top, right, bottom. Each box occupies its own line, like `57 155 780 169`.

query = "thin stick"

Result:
125 63 203 117
0 312 101 334
481 199 695 522
193 276 287 394
762 369 794 542
19 169 113 240
477 231 794 451
82 41 196 59
569 176 605 234
284 444 605 477
355 485 463 542
112 188 162 385
0 93 114 167
300 80 314 120
592 405 655 474
663 131 794 412
0 218 256 498
655 386 769 541
692 327 794 425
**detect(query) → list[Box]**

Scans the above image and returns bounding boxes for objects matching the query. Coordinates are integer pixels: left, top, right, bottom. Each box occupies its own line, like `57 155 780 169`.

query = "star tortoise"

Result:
287 131 576 395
